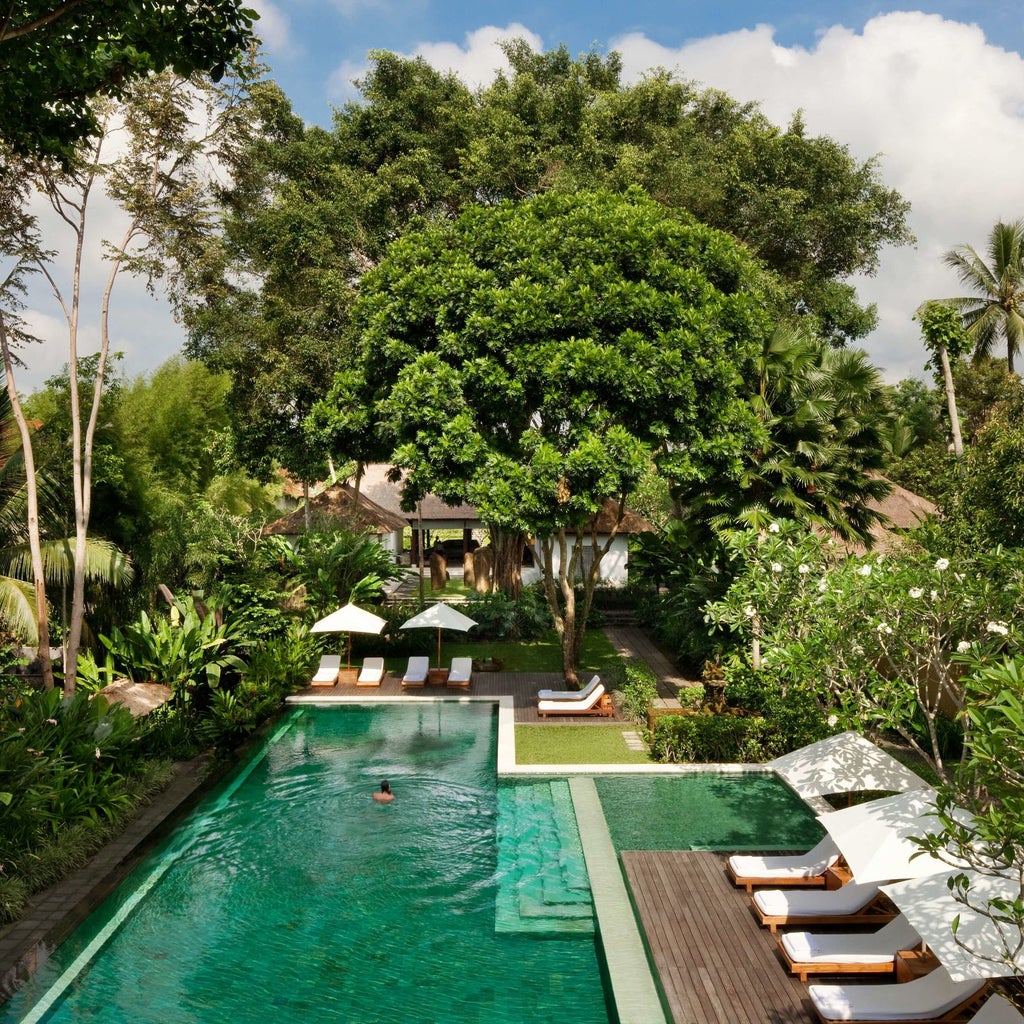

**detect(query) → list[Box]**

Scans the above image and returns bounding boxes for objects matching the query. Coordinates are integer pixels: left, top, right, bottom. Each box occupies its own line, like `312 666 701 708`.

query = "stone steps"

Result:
494 781 595 936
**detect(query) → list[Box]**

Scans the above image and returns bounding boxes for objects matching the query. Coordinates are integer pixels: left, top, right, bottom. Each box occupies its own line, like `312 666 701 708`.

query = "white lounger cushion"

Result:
729 835 840 880
809 966 985 1022
537 675 601 701
971 995 1024 1024
754 880 882 918
312 655 341 683
537 683 606 714
448 658 472 683
357 657 384 683
782 914 921 966
402 656 429 683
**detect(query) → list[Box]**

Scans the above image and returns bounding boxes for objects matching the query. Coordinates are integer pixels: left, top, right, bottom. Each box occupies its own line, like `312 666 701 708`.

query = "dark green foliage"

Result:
463 586 551 641
617 661 659 725
649 668 831 763
0 1 257 165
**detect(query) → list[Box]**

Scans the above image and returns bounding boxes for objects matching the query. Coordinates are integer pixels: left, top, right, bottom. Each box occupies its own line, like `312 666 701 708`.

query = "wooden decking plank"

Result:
622 850 817 1024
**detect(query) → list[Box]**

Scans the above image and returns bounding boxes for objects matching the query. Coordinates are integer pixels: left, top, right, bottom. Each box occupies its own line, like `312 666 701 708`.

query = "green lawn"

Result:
442 628 621 674
514 724 655 764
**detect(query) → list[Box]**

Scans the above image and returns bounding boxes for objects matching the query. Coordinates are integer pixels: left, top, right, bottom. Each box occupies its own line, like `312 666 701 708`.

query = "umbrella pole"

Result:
347 632 352 669
436 628 442 670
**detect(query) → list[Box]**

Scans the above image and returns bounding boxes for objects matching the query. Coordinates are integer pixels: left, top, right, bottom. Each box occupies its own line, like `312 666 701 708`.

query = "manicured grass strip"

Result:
515 724 655 765
444 628 621 673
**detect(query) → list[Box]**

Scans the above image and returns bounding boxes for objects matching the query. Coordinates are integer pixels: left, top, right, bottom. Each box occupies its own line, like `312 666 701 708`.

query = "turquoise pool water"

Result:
1 705 610 1024
595 773 824 852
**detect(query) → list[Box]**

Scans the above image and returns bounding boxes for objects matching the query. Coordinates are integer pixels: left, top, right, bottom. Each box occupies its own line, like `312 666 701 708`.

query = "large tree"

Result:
942 219 1024 374
177 48 912 483
0 1 256 164
312 189 772 683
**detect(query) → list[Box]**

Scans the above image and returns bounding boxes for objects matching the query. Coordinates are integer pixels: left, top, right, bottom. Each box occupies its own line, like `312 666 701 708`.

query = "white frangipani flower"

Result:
767 522 780 534
956 641 972 653
908 588 923 599
743 605 756 618
986 621 1009 636
857 564 872 577
935 558 950 571
876 622 893 634
798 563 810 574
817 579 828 592
771 562 783 573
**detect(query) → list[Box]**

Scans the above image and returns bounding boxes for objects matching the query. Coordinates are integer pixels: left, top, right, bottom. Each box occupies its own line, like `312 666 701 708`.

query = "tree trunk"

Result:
0 315 54 689
488 525 524 598
938 344 964 459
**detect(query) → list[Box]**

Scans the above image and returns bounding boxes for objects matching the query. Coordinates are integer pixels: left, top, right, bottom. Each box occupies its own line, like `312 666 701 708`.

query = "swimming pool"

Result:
595 773 824 852
0 705 610 1024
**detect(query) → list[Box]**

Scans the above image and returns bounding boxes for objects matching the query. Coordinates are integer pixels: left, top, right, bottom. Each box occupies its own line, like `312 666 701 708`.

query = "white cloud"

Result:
611 13 1024 381
412 23 542 89
250 1 300 57
328 23 541 104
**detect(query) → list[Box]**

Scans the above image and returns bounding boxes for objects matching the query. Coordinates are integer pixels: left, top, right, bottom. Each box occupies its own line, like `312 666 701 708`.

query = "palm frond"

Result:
4 538 134 587
0 575 40 641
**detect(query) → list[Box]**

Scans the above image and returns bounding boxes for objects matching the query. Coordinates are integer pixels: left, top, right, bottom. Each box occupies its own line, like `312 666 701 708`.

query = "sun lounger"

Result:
970 995 1024 1024
781 913 922 981
401 656 429 687
536 675 601 701
537 682 613 718
809 965 987 1023
311 654 341 686
728 835 842 891
356 657 385 686
446 657 473 689
753 880 898 933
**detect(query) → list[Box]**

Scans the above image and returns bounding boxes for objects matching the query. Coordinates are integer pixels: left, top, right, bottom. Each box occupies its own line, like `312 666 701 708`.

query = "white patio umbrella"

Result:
400 603 477 670
818 788 954 884
882 868 1024 982
768 731 929 799
311 602 387 667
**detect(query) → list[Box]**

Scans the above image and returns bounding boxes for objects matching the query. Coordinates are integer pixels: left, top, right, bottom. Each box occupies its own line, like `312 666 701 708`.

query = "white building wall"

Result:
527 535 631 586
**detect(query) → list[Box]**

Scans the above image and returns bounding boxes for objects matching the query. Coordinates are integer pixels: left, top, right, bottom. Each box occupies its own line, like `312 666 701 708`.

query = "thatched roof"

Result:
359 464 479 522
587 499 657 535
841 476 937 554
262 482 408 537
97 679 173 717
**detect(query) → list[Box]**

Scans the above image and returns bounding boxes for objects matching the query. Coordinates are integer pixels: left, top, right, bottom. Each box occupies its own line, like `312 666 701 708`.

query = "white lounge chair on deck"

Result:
809 964 986 1022
753 880 897 933
311 654 341 686
401 656 429 687
447 657 473 689
357 657 385 686
781 913 922 981
536 675 602 701
970 995 1024 1024
537 682 613 717
728 835 842 891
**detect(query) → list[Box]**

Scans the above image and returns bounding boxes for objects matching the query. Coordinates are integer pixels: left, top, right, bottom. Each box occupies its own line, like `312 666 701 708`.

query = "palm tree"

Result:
684 323 892 544
942 219 1024 374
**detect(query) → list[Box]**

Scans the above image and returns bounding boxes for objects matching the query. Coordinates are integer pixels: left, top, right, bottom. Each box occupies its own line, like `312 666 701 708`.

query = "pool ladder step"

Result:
494 781 595 936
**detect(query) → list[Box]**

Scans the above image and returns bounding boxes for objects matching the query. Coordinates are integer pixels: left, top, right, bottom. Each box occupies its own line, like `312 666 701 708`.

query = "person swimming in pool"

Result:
372 780 394 804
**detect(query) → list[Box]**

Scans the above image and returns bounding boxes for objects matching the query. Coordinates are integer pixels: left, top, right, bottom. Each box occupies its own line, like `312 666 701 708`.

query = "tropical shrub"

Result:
705 521 1024 780
617 660 659 725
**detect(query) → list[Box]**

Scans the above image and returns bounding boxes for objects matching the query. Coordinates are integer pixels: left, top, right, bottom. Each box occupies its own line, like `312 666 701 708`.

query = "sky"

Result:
14 1 1024 392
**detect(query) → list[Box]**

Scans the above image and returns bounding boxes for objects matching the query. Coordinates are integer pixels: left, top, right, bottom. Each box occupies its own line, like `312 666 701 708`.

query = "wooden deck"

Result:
622 851 818 1024
295 669 624 724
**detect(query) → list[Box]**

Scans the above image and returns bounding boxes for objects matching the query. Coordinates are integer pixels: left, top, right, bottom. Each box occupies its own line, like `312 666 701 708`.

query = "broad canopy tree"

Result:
311 189 773 683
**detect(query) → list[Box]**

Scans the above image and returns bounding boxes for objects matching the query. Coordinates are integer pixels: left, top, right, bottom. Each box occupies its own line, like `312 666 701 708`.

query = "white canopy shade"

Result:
819 789 951 884
400 603 477 669
311 602 388 635
882 870 1024 982
769 731 928 798
310 602 388 667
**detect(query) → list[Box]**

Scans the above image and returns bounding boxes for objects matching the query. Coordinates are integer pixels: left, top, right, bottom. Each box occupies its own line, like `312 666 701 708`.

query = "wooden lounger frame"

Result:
755 892 899 934
781 940 899 983
538 693 614 718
